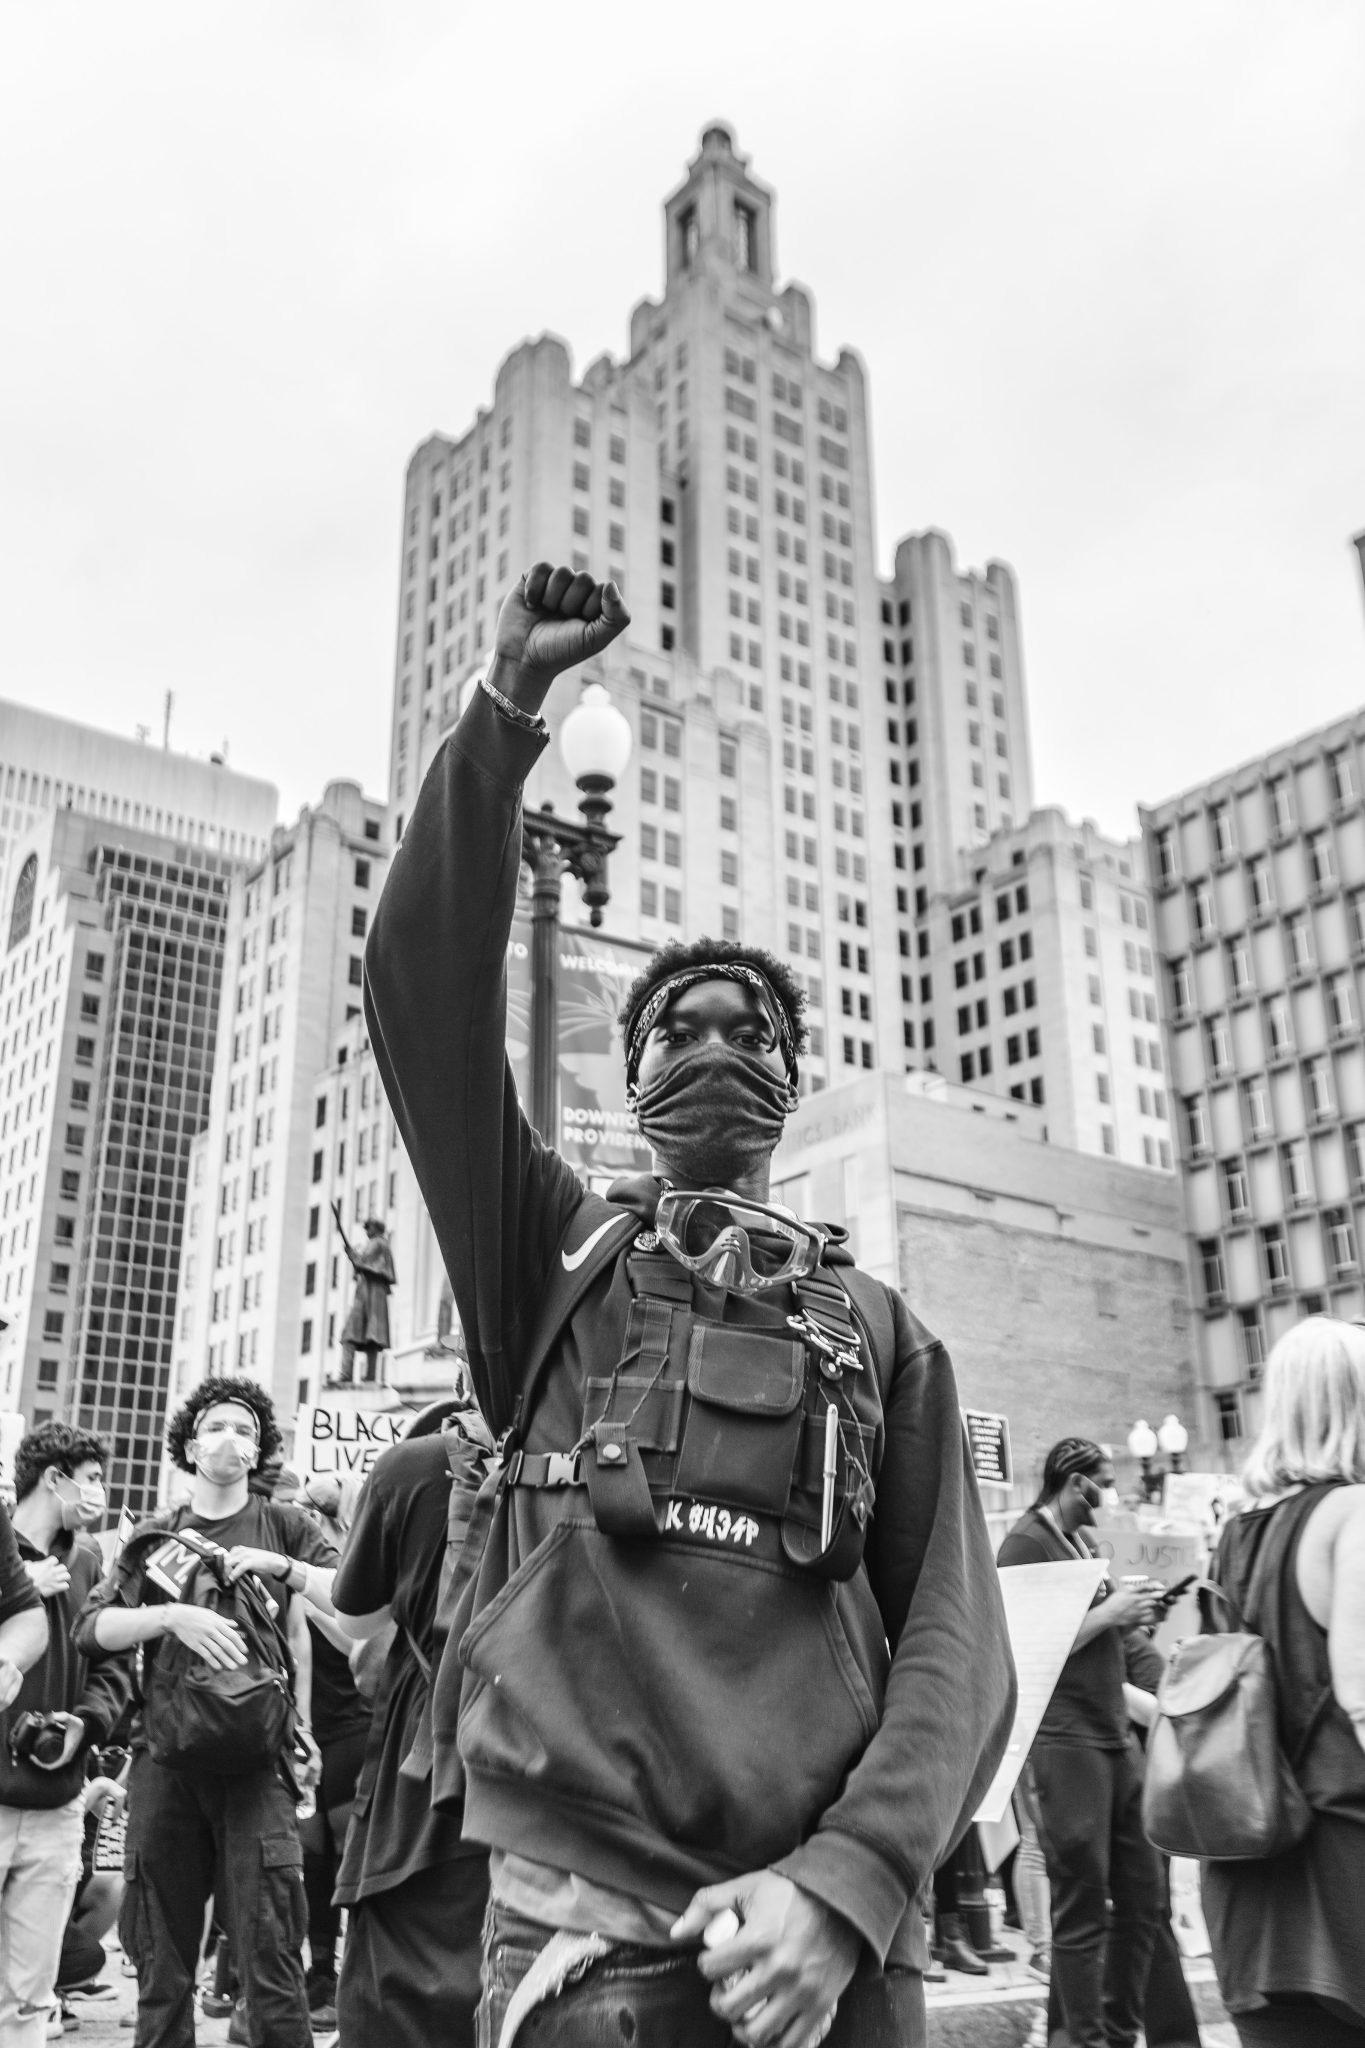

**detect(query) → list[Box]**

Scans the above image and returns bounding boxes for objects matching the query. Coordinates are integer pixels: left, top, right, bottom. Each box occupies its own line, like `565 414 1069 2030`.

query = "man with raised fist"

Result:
364 565 1014 2048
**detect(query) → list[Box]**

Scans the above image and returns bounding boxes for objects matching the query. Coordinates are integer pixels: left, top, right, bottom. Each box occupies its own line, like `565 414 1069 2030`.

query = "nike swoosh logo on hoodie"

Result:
561 1217 630 1272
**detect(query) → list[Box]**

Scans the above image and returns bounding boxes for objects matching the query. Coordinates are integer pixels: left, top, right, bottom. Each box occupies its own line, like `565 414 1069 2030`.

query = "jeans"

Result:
120 1750 311 2048
0 1798 85 2048
1031 1742 1160 2048
475 1901 925 2048
1013 1765 1052 1961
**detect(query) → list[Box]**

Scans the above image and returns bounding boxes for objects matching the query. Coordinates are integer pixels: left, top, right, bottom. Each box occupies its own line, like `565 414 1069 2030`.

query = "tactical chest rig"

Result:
506 1227 881 1582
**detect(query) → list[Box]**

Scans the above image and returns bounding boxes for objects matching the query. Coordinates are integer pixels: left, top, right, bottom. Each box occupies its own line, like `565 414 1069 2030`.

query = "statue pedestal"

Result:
387 1337 465 1408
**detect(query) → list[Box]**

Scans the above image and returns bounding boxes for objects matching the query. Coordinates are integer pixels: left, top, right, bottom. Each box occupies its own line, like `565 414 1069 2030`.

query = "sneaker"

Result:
310 2004 337 2032
1026 1949 1051 1986
63 1984 116 2002
1024 2014 1049 2048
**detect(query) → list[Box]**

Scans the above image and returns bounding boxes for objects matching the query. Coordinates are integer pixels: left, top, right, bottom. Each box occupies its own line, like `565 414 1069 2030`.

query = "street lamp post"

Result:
1127 1414 1188 1502
520 684 633 1142
1127 1419 1160 1502
1156 1413 1189 1475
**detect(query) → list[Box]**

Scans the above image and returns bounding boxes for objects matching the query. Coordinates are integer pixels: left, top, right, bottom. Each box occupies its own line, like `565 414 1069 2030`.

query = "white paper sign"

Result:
974 1558 1108 1824
293 1403 413 1480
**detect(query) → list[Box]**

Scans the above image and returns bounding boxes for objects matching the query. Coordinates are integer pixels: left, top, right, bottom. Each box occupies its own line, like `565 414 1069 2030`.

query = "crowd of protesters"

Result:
1 566 1361 2048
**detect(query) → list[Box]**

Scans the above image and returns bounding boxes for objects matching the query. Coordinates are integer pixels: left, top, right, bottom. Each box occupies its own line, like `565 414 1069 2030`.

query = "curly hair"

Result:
618 937 809 1076
165 1375 282 1474
13 1422 107 1503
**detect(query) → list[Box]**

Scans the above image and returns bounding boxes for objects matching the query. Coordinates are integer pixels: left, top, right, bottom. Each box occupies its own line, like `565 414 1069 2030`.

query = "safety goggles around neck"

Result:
654 1186 826 1296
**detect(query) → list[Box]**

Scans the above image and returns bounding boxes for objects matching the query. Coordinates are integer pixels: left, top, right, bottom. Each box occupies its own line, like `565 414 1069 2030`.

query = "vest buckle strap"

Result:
505 1449 583 1489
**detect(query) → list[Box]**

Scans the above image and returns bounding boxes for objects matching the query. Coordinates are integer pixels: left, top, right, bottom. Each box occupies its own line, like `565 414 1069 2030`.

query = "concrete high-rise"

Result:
0 699 277 916
386 125 1037 1098
911 810 1173 1171
0 809 247 1512
168 782 389 1433
1141 707 1365 1452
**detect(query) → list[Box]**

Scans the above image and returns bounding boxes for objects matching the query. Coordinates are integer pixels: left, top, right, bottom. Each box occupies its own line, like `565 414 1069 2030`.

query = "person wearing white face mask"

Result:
5 1423 134 2047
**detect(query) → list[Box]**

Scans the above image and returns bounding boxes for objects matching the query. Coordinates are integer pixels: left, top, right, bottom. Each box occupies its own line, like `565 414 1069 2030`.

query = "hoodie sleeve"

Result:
364 694 586 1435
773 1293 1016 1962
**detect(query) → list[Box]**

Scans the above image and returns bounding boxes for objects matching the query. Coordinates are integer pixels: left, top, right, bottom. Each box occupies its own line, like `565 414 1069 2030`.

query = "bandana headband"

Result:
625 964 798 1086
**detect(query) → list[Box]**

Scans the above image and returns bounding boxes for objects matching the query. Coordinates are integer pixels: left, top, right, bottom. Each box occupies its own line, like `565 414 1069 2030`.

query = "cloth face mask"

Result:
632 1041 793 1187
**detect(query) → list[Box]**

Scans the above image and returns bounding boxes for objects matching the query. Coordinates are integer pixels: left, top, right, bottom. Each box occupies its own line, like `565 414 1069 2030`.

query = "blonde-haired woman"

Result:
1202 1315 1365 2046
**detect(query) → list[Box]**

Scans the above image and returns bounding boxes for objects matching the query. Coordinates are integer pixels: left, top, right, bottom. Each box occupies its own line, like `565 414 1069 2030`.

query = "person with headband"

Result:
363 561 1015 2048
998 1439 1162 2048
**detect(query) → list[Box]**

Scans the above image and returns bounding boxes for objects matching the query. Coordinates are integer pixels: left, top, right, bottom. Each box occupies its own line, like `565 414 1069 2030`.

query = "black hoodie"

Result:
363 690 1016 1967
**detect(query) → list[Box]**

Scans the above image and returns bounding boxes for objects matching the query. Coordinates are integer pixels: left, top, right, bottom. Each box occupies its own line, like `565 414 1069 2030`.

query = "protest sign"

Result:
975 1558 1108 1824
963 1408 1012 1487
1162 1471 1242 1533
294 1403 413 1480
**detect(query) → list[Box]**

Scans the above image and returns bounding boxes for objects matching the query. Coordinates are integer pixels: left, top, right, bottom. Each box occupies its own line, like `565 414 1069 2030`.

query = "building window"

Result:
1261 1224 1292 1291
1287 914 1314 974
1210 803 1235 859
1198 1239 1226 1307
1268 777 1294 834
1329 749 1357 805
1239 1306 1268 1373
1222 1157 1250 1221
1204 1015 1232 1076
1306 1055 1335 1120
1215 1389 1244 1442
1191 882 1215 939
1283 1138 1313 1206
1225 936 1253 997
1242 1074 1271 1141
1169 958 1194 1019
1185 1094 1210 1154
1326 1206 1358 1277
1248 857 1273 913
1308 832 1336 890
1266 997 1294 1057
1328 971 1357 1033
1154 829 1177 882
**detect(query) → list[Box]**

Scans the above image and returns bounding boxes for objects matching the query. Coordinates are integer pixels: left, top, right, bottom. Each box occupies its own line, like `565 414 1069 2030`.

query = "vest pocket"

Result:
673 1323 805 1517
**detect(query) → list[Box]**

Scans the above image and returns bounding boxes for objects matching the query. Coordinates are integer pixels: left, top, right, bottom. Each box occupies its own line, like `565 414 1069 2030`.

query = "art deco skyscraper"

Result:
385 126 1034 1098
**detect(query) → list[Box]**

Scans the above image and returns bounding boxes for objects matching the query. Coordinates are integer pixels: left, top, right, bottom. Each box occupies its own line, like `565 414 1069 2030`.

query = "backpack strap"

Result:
503 1194 641 1454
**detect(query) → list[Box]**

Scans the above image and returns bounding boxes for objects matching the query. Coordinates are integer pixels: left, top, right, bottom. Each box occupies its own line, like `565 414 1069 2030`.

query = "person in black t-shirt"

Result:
997 1438 1161 2048
294 1474 372 2031
75 1376 339 2048
331 1407 490 2048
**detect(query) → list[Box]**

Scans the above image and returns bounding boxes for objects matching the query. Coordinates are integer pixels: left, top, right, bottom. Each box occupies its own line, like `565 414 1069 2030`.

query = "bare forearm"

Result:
289 1602 313 1730
0 1605 48 1674
292 1563 335 1617
1072 1604 1120 1650
92 1606 168 1653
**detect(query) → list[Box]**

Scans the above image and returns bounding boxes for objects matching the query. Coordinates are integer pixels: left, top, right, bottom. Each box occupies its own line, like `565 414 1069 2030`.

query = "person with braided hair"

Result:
998 1439 1162 2048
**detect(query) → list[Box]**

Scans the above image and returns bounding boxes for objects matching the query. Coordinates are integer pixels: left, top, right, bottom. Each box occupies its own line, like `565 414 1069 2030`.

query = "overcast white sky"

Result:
2 2 1361 839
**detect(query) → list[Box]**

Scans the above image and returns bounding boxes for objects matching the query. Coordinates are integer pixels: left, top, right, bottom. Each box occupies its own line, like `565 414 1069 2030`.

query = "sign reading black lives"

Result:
962 1408 1012 1487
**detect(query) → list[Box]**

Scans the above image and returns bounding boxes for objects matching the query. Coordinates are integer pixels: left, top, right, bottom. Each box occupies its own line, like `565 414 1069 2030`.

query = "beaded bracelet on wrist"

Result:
480 676 547 735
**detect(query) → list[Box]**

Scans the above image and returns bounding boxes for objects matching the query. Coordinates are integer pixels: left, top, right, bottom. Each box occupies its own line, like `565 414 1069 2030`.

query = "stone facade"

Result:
771 1071 1204 1492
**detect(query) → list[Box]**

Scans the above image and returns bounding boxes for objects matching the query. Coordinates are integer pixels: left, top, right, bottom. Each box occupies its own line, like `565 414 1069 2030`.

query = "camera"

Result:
9 1710 70 1767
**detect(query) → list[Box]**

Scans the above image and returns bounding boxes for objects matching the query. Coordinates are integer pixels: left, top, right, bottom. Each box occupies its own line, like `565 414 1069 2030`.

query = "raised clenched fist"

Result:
491 565 630 705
